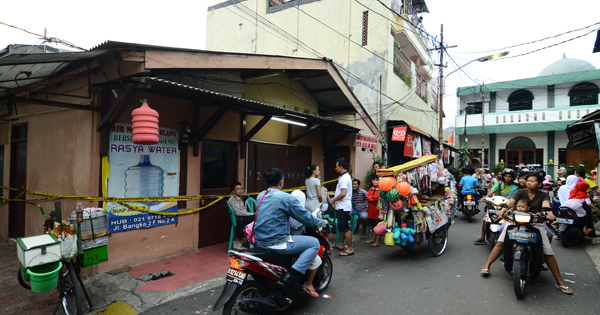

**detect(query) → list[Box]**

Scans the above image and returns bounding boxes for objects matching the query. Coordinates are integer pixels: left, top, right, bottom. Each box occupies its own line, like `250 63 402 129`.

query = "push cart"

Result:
376 155 452 257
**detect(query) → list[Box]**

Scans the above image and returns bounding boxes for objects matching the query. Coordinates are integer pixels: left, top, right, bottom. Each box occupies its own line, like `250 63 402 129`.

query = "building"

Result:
0 41 382 273
455 55 600 175
206 0 441 166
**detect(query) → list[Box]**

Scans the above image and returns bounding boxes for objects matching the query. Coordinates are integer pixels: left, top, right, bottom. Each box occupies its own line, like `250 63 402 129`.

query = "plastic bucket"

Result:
26 261 62 293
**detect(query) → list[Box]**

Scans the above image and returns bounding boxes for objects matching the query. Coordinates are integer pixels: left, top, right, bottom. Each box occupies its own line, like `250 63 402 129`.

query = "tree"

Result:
457 145 472 166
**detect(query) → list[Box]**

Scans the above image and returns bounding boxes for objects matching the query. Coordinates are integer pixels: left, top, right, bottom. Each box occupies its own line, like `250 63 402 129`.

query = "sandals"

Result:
339 250 354 256
370 243 380 247
302 285 319 298
360 234 367 239
553 235 561 240
332 245 345 251
480 268 490 276
366 240 375 244
555 283 573 295
474 238 487 245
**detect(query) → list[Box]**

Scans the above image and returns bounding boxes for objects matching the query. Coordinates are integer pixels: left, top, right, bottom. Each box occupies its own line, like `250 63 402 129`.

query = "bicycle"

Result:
16 202 92 315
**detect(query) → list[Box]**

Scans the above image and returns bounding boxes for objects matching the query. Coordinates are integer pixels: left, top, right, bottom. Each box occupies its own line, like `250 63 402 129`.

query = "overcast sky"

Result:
1 0 598 129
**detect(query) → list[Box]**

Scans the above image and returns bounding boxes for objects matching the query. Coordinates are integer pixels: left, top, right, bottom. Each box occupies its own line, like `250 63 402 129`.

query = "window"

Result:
506 137 535 149
362 11 369 46
569 82 599 106
508 89 533 111
465 102 483 115
201 140 236 194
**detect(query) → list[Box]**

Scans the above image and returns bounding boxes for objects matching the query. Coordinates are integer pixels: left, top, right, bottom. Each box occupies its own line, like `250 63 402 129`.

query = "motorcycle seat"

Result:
247 247 294 267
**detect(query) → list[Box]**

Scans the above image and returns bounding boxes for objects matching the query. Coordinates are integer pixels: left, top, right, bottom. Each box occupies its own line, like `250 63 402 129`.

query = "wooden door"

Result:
9 125 27 238
199 140 237 248
247 142 312 193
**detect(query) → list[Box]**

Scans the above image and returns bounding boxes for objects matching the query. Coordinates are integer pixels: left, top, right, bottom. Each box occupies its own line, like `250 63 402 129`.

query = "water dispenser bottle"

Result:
125 155 164 205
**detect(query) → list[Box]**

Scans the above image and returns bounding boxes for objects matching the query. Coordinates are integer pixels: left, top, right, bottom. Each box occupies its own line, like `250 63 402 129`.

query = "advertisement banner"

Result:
422 138 432 156
444 147 450 164
404 130 422 158
107 123 179 233
391 126 407 141
355 134 378 150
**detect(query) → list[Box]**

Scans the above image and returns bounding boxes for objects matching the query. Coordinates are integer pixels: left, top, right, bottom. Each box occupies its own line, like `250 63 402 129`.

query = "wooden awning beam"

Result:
242 115 273 143
7 97 101 112
196 106 229 141
96 83 135 131
287 123 322 144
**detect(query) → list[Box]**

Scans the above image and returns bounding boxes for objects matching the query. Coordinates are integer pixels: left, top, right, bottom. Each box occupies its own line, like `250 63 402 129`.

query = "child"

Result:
561 182 600 236
366 177 382 247
515 199 530 212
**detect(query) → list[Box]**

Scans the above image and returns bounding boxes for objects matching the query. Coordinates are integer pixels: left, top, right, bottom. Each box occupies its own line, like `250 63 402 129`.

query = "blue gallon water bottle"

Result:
125 155 164 205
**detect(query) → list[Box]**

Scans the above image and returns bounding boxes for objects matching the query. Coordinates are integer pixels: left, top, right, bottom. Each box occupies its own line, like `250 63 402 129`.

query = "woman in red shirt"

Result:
366 177 382 247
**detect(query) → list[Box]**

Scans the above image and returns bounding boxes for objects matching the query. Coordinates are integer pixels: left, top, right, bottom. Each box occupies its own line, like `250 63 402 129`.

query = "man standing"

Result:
329 158 354 256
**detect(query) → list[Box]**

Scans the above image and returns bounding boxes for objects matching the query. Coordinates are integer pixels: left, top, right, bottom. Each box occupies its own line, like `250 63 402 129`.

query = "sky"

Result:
1 0 599 129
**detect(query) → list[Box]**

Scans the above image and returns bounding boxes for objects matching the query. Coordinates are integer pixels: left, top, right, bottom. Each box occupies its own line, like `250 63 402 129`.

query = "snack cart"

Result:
375 155 454 257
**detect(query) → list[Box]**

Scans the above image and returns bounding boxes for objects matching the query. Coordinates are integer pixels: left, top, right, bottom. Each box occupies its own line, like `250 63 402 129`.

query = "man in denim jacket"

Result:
254 168 327 290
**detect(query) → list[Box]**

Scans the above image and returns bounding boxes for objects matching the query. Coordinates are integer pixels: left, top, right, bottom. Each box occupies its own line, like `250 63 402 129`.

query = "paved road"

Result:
143 214 600 315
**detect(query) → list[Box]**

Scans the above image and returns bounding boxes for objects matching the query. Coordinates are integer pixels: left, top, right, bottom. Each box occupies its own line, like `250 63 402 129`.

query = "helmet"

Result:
502 169 515 179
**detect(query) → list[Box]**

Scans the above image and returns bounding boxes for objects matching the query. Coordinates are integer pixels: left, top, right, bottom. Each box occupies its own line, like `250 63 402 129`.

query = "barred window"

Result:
362 11 369 46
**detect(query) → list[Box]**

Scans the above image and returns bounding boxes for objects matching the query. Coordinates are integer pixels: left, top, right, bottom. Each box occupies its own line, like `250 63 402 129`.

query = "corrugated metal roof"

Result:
457 69 600 96
0 50 111 94
137 77 360 131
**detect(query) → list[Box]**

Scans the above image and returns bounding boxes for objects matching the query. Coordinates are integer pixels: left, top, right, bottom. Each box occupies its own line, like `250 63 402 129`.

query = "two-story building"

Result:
206 0 441 168
455 55 599 175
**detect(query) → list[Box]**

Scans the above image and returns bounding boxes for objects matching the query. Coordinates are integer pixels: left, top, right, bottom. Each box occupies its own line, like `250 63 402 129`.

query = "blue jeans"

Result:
269 235 320 274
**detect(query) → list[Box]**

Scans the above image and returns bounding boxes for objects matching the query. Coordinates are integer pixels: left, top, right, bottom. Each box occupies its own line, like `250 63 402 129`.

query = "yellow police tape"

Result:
0 178 339 216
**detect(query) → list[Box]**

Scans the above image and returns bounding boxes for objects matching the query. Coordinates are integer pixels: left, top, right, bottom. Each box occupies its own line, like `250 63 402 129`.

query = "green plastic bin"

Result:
82 245 108 267
26 261 62 293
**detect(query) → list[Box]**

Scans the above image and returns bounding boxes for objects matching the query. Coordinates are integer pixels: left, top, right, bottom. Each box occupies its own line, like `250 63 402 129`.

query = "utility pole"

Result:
481 82 485 169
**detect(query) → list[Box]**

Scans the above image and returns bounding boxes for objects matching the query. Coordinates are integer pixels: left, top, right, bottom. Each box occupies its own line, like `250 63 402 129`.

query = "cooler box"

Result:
69 208 108 240
17 234 62 268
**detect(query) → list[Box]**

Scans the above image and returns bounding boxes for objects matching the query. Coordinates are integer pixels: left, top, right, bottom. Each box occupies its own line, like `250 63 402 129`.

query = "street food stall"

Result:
375 155 454 257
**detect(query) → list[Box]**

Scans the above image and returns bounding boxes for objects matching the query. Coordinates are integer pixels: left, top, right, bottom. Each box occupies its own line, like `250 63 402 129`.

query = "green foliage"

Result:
568 159 596 175
491 164 503 174
393 66 412 88
457 145 472 166
365 153 387 188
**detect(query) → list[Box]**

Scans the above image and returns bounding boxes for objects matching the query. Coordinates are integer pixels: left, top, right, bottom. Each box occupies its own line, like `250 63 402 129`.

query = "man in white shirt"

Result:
329 158 354 256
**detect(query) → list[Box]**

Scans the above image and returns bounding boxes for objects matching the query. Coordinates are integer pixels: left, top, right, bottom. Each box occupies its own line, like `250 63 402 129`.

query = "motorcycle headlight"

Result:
514 213 532 224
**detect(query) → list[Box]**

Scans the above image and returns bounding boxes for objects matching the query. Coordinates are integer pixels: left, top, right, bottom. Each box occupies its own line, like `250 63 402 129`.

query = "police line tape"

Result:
0 177 339 216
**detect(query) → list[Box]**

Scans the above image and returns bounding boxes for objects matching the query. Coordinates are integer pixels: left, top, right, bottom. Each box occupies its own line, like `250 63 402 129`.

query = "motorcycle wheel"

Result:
428 225 448 257
222 281 266 315
561 229 573 248
467 213 473 223
513 254 527 299
314 255 333 293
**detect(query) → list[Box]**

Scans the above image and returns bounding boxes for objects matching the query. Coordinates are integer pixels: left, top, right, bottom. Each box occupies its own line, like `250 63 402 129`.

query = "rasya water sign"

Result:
107 123 179 233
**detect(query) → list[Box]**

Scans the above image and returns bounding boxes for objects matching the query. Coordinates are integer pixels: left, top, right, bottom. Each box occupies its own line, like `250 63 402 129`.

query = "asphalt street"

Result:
142 214 600 315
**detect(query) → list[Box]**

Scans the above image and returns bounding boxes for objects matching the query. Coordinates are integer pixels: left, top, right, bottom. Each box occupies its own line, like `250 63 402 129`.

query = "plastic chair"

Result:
226 200 255 251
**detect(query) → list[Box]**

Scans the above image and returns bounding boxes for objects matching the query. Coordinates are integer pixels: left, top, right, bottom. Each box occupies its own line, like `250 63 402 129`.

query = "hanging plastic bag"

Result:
62 235 78 259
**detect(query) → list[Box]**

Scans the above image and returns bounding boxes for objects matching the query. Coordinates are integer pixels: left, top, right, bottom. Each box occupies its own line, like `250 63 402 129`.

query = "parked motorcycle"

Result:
484 196 507 250
502 209 548 299
554 207 584 247
462 194 478 222
213 227 333 314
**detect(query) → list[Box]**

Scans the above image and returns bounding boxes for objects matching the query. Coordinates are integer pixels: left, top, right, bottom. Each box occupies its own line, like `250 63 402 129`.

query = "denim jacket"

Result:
254 188 324 247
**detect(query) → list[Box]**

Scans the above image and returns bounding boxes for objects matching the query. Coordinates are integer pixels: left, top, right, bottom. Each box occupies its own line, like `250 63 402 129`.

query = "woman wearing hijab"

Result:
561 182 599 235
557 175 579 205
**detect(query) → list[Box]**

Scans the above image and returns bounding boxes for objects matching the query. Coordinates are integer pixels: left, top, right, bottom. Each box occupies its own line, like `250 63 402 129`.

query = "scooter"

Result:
554 206 585 247
213 227 332 315
462 194 478 222
484 196 507 250
502 209 548 299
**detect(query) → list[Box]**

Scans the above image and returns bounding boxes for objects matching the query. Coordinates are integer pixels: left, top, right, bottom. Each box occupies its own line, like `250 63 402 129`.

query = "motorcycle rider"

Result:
480 173 572 294
474 169 517 244
458 167 480 212
253 168 328 292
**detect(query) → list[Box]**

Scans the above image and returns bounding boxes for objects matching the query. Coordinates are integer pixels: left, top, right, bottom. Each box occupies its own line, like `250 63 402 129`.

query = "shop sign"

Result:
391 126 407 141
422 138 432 156
107 123 179 233
444 147 450 164
355 134 378 150
404 130 422 158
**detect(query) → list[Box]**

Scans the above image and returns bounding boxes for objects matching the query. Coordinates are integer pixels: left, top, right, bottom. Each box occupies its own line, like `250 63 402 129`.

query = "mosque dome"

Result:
537 53 596 77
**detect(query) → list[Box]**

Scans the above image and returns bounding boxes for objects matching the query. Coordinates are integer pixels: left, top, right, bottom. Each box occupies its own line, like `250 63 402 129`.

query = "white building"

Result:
455 55 599 176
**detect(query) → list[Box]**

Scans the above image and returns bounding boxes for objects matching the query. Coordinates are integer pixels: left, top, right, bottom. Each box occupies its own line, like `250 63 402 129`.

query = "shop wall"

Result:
244 74 319 115
354 116 382 189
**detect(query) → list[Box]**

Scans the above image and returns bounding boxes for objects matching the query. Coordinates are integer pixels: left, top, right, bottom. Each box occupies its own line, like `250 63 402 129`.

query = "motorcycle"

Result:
462 194 478 222
213 227 333 315
484 196 507 250
502 209 548 299
554 206 584 247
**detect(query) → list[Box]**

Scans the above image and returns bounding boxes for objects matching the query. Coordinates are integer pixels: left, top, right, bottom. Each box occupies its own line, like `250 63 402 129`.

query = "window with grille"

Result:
362 11 369 46
569 82 599 106
508 89 533 111
465 102 483 115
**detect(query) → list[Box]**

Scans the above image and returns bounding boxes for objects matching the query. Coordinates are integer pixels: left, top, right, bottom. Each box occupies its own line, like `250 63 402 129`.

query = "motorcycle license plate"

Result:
509 231 537 243
555 217 573 224
226 268 246 285
464 201 476 205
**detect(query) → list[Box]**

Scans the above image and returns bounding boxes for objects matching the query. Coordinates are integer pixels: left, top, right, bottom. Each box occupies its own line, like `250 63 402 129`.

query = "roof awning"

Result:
389 122 436 140
566 109 600 147
134 77 360 132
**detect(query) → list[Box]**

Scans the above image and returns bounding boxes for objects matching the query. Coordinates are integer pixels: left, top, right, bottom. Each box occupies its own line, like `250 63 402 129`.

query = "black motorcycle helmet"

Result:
502 169 515 181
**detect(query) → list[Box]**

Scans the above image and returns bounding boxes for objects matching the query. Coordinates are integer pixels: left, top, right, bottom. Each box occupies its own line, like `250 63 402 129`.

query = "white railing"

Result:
456 106 597 128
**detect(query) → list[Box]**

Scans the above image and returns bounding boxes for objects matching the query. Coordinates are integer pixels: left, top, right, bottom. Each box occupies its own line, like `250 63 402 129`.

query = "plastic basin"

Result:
26 261 62 293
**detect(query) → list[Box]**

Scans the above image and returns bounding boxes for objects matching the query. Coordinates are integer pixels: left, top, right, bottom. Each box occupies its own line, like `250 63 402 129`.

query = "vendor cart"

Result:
375 155 454 257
